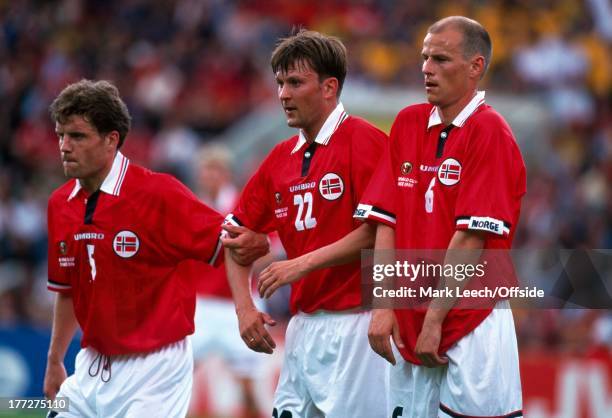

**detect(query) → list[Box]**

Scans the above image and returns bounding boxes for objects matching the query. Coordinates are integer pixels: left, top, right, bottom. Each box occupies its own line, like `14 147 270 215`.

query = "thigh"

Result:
49 373 96 418
273 390 323 418
273 316 322 418
50 348 98 418
440 302 523 417
388 348 444 418
306 312 389 418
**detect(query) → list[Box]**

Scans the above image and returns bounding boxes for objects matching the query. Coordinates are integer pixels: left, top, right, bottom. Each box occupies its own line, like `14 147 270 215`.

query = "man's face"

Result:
421 28 474 109
197 161 229 195
56 115 116 184
276 61 328 132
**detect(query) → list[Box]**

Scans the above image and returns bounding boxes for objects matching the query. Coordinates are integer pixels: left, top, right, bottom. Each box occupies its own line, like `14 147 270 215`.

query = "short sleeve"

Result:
354 122 399 227
454 120 525 238
47 198 72 293
158 176 225 266
225 152 276 234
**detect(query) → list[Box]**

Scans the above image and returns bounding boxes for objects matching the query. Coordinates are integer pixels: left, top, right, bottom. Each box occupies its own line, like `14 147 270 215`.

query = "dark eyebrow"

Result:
57 130 87 138
422 52 450 60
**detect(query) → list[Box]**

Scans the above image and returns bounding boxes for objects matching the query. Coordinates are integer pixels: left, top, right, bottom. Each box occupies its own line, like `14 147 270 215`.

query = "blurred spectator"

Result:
191 143 264 418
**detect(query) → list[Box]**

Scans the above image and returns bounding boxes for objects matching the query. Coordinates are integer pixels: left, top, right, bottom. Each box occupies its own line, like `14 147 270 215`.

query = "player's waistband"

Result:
297 307 368 317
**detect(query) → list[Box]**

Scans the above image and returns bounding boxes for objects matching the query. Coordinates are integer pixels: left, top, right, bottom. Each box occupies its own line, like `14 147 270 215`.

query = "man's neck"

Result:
302 122 324 144
79 178 103 195
78 155 116 195
438 90 477 126
302 102 338 143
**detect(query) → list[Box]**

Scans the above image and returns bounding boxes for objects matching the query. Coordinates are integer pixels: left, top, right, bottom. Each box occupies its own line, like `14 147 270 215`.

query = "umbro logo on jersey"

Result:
319 173 344 201
74 233 104 241
401 162 412 175
113 230 139 258
289 182 316 192
437 158 461 186
420 164 438 172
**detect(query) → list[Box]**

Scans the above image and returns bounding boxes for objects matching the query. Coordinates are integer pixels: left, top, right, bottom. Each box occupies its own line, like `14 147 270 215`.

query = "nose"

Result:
422 58 433 77
59 136 71 153
278 84 290 101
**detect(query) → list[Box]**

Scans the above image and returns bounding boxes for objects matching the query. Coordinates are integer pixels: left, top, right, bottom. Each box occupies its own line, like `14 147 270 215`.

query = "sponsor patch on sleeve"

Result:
354 203 397 225
456 216 510 236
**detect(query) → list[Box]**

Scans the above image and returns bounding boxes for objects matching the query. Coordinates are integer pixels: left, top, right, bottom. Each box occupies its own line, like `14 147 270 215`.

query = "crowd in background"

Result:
0 0 610 353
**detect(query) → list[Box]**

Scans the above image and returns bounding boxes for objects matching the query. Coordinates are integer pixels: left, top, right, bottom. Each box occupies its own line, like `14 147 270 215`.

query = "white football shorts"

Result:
273 310 388 418
49 338 193 418
388 300 523 418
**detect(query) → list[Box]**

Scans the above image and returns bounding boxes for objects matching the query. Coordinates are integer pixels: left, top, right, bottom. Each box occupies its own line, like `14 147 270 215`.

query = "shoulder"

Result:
48 180 76 207
276 135 300 153
395 103 433 123
342 116 388 140
128 164 194 199
260 135 299 166
469 105 512 135
388 103 432 144
467 105 518 147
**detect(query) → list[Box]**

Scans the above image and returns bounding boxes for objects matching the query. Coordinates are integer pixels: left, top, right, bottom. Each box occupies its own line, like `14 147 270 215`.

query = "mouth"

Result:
425 81 438 89
283 106 297 115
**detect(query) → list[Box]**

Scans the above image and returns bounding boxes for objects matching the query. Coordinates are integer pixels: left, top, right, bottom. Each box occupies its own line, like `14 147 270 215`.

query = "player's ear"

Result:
106 131 120 150
469 55 485 80
322 77 339 99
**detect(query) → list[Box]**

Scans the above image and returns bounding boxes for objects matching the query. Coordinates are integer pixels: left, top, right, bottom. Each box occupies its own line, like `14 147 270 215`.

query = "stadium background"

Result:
0 0 610 417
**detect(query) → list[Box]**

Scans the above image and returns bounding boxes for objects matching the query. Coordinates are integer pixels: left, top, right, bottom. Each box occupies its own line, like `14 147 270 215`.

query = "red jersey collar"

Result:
291 102 349 154
427 90 486 129
67 152 130 201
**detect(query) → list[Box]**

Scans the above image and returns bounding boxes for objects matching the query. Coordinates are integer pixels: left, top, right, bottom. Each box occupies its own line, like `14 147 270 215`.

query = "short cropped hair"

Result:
428 16 492 76
49 79 132 148
271 29 347 97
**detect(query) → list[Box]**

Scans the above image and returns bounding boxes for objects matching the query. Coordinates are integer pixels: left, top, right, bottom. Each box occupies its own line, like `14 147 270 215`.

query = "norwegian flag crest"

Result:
113 230 140 258
437 158 462 186
319 173 344 201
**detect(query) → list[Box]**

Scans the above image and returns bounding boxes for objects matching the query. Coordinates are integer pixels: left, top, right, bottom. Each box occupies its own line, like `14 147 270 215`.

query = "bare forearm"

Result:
425 230 485 325
375 223 395 251
47 293 78 363
373 223 397 299
300 223 376 273
224 247 256 312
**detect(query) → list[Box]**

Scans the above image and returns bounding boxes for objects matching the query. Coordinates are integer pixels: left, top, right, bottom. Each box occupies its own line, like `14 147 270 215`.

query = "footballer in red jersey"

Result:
226 106 385 314
358 17 525 418
47 153 224 355
43 80 266 418
222 31 389 418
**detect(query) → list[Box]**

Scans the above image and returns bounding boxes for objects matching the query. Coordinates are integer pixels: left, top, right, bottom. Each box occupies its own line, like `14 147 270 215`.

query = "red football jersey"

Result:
47 152 224 355
355 92 526 364
227 104 387 313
